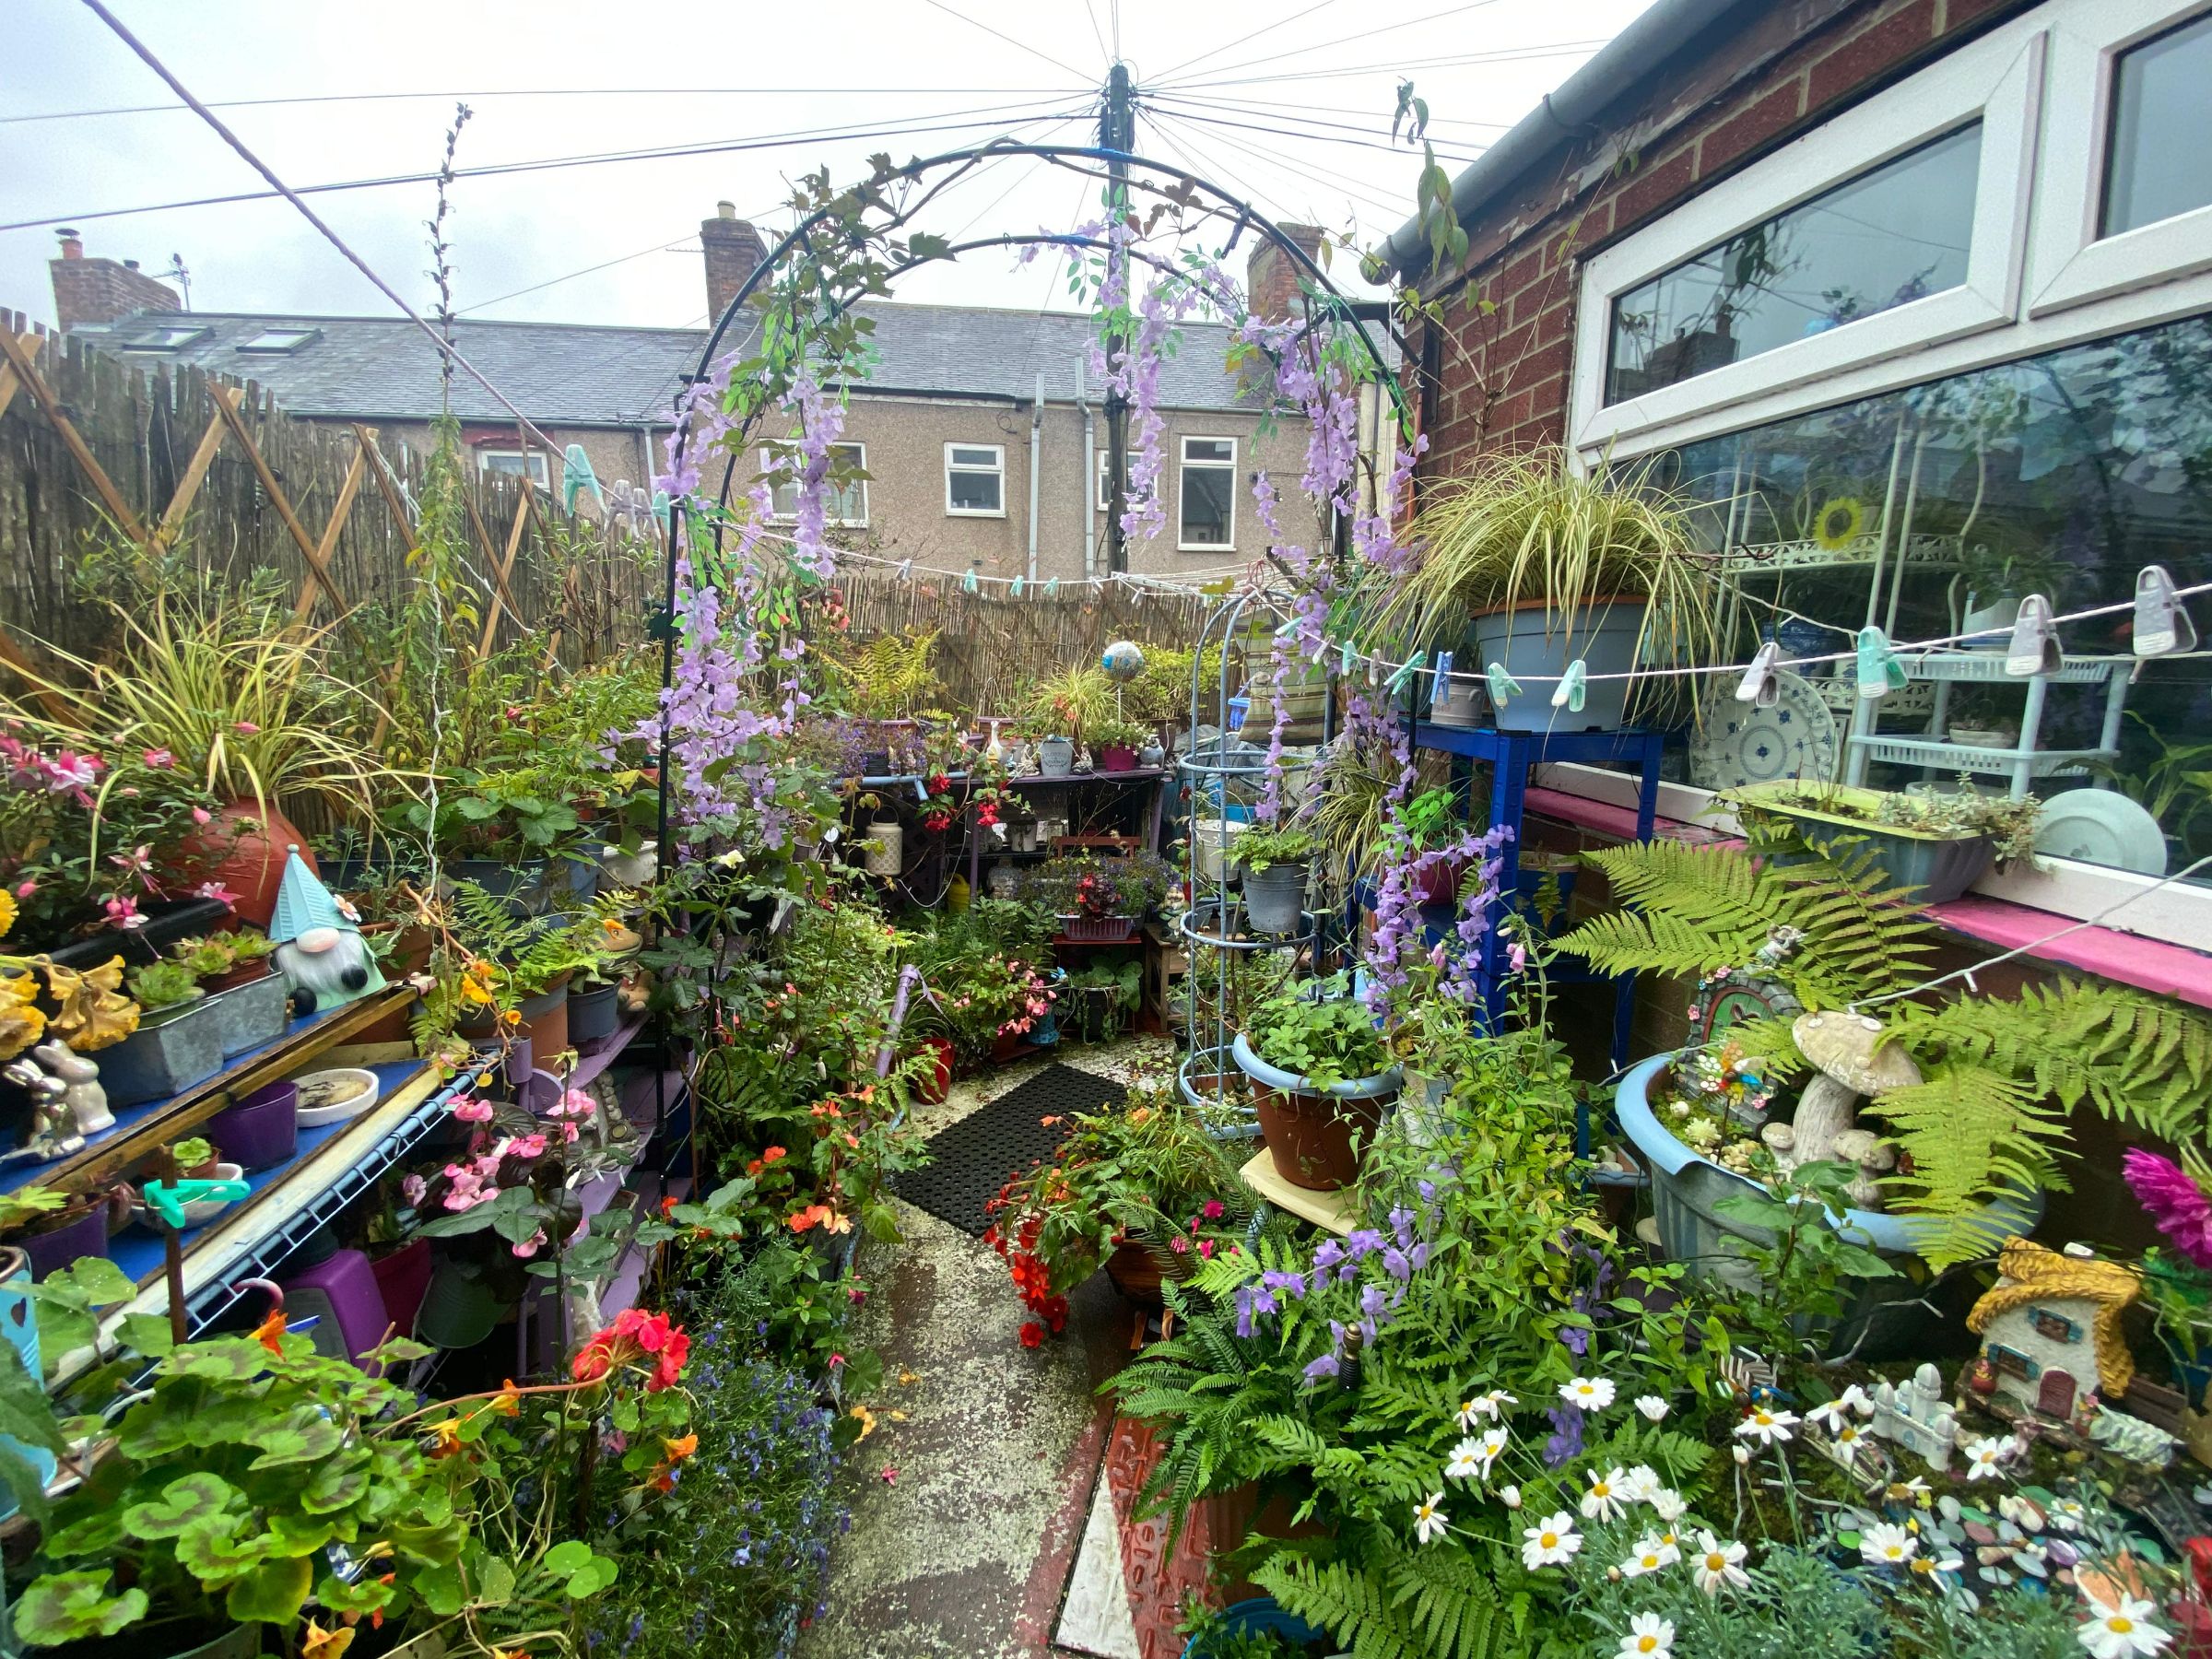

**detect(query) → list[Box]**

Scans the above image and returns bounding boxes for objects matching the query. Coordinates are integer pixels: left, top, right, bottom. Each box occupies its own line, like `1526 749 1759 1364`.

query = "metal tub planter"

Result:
1614 1053 2040 1359
202 971 291 1059
98 996 226 1107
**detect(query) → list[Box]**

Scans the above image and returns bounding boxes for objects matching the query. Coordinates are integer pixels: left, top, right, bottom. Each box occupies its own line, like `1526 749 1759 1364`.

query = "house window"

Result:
1989 1345 2038 1380
124 324 209 351
2102 11 2212 237
477 450 548 487
764 441 868 525
1096 450 1133 513
1178 437 1238 549
1606 125 1984 406
945 444 1005 516
235 327 319 354
2030 1307 2084 1342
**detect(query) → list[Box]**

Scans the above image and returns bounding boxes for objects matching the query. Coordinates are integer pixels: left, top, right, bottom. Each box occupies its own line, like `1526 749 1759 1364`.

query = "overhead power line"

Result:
2 97 1088 232
1153 88 1512 129
1148 0 1342 86
1173 40 1605 92
916 0 1093 81
1154 0 1510 86
1156 105 1488 165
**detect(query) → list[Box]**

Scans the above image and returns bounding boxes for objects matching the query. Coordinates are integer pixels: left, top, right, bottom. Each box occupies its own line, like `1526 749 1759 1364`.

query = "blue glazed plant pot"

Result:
1470 597 1647 733
1181 1597 1328 1657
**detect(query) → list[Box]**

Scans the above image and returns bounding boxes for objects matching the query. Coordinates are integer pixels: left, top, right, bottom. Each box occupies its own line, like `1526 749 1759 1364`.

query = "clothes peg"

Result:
1430 650 1456 712
1386 650 1428 698
1275 616 1300 638
2134 565 2197 658
1551 658 1588 713
897 558 914 582
2005 594 2062 677
962 565 980 596
1010 577 1025 597
1366 657 1382 688
1855 626 1906 700
1340 641 1359 677
1736 641 1783 708
561 444 602 512
1486 662 1524 709
1044 579 1059 599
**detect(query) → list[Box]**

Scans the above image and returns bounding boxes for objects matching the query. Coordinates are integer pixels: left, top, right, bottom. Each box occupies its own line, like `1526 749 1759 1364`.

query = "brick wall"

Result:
48 232 182 333
1245 224 1326 325
1414 0 2038 473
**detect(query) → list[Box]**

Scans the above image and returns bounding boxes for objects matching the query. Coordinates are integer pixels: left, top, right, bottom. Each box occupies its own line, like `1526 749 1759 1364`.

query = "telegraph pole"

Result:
1101 61 1134 575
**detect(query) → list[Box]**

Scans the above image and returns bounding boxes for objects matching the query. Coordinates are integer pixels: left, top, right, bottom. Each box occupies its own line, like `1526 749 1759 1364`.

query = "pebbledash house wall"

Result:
1409 0 2036 471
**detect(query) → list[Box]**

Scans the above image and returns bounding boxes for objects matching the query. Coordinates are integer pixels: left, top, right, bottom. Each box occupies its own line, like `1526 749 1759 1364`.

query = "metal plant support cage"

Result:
1176 589 1335 1130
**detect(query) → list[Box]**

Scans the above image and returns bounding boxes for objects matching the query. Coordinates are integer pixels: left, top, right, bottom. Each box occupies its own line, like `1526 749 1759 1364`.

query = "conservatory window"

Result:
945 444 1005 516
477 449 548 487
1178 437 1237 550
2100 10 2212 238
765 441 868 525
1605 125 1983 406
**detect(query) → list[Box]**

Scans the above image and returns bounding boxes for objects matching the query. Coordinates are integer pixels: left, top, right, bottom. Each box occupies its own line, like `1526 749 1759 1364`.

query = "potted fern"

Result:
1365 449 1719 733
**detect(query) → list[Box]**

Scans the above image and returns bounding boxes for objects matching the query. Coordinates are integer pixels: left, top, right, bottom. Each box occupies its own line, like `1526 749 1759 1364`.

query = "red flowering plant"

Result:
982 1083 1249 1345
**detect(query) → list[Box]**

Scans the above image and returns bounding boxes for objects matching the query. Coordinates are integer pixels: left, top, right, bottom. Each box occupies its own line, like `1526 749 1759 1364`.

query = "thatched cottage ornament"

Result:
1966 1240 2141 1422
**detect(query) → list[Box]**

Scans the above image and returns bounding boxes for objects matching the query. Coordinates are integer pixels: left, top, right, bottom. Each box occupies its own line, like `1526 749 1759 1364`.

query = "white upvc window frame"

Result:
763 441 869 526
2028 0 2212 316
477 448 549 487
1176 434 1239 552
1572 20 2047 456
944 442 1006 518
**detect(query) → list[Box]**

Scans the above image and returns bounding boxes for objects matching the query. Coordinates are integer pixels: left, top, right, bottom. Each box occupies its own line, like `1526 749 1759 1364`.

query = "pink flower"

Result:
1170 1235 1190 1254
41 751 100 793
190 806 213 826
509 1132 548 1159
106 845 152 876
13 880 34 900
233 721 260 735
194 881 239 908
1198 1239 1215 1259
2125 1148 2212 1269
558 1122 580 1143
141 748 175 770
511 1230 546 1259
451 1096 494 1124
1201 1199 1225 1219
400 1174 427 1206
103 894 144 930
828 1352 845 1369
1508 941 1528 973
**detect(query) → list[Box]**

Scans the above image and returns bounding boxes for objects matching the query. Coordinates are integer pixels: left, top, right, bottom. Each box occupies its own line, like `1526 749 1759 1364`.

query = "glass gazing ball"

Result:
1100 641 1144 683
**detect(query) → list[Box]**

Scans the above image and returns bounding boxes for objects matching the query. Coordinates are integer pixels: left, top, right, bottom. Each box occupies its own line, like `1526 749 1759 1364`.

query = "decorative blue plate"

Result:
1688 669 1840 792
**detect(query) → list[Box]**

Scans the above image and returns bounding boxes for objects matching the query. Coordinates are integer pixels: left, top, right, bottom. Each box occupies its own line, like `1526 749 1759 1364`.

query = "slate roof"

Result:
76 301 1390 426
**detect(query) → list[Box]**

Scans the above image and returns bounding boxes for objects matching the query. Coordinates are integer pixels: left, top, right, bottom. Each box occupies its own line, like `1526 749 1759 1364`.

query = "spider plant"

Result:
0 600 402 835
1359 447 1723 671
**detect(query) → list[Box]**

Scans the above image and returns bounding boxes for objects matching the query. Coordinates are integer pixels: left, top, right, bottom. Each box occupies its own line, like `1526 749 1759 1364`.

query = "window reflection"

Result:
2102 10 2212 238
1606 126 1983 405
1643 313 2212 879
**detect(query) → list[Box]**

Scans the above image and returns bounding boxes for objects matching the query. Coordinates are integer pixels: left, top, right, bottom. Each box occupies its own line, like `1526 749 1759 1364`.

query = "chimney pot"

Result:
1246 222 1327 324
123 259 139 271
716 200 735 219
56 229 83 261
48 229 182 331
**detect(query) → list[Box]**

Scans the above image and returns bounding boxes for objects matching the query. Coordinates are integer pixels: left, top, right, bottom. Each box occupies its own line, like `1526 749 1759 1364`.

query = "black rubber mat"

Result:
894 1063 1125 1236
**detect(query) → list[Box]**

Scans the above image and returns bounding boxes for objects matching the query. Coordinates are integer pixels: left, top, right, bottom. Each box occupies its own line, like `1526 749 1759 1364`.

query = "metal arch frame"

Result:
650 136 1418 866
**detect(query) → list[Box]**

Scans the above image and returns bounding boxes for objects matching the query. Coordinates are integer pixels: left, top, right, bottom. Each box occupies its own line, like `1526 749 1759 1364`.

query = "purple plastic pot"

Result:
20 1202 110 1282
280 1248 389 1365
207 1079 300 1171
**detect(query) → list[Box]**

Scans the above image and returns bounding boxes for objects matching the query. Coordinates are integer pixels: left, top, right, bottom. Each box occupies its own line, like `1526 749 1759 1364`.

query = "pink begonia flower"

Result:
558 1121 580 1143
1170 1234 1190 1254
451 1096 494 1124
142 748 175 770
194 881 239 908
190 806 213 826
103 894 145 930
511 1230 546 1259
1198 1239 1215 1259
400 1174 427 1206
233 722 260 735
509 1133 548 1160
2125 1148 2212 1269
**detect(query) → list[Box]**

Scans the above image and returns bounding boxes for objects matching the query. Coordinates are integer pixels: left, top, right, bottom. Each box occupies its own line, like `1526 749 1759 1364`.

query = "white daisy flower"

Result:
1860 1522 1916 1567
1647 1487 1688 1524
1559 1376 1616 1412
1961 1435 2008 1481
2049 1497 2088 1534
1634 1394 1669 1422
1691 1530 1749 1595
1733 1406 1798 1446
1443 1438 1486 1481
2077 1594 2172 1659
1520 1511 1583 1571
1582 1466 1629 1523
1413 1492 1449 1546
1830 1421 1866 1466
1620 1535 1681 1578
1806 1397 1851 1434
1618 1465 1662 1502
1836 1382 1876 1418
1892 1476 1933 1508
1731 1443 1751 1465
1455 1388 1515 1430
1472 1424 1510 1476
1499 1484 1522 1510
1617 1612 1676 1657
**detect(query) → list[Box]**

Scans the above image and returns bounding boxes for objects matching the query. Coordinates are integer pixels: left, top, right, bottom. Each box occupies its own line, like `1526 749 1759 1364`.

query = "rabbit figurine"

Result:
2 1059 82 1162
32 1041 111 1135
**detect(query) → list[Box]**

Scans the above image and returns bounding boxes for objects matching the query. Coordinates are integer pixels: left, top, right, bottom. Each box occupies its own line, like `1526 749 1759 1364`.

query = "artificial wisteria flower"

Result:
1617 1612 1675 1658
1457 1389 1514 1429
1412 1492 1448 1546
1580 1466 1629 1523
2077 1594 2172 1658
1620 1535 1680 1578
1558 1376 1615 1412
1520 1512 1582 1571
1960 1435 2009 1481
1691 1532 1749 1594
2124 1147 2212 1270
1633 1394 1668 1422
1734 1406 1797 1446
1860 1523 1916 1567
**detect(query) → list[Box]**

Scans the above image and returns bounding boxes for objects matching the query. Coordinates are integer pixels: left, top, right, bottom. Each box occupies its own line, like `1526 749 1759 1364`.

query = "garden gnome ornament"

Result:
269 847 385 1017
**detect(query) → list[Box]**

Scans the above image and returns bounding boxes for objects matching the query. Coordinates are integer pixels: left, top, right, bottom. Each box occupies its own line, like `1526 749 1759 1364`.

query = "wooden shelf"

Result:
1237 1148 1355 1236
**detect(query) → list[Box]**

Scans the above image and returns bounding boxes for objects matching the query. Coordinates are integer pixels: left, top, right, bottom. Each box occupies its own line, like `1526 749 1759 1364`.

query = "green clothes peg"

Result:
962 566 981 595
1486 662 1524 708
1855 625 1906 700
141 1176 251 1230
562 444 602 513
1044 580 1059 598
1386 650 1428 697
1551 658 1588 712
1010 577 1025 597
1340 641 1358 677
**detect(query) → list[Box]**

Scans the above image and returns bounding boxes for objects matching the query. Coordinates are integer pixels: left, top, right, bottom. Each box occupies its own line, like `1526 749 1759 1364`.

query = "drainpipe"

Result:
1079 357 1097 581
1027 371 1043 584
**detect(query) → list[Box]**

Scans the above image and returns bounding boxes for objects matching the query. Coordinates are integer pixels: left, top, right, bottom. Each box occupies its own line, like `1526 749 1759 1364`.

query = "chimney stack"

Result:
1246 223 1326 324
700 201 768 324
49 229 182 332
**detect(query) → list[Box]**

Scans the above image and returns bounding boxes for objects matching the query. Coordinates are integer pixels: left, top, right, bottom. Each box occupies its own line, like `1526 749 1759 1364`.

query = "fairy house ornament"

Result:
269 848 385 1017
1967 1240 2141 1421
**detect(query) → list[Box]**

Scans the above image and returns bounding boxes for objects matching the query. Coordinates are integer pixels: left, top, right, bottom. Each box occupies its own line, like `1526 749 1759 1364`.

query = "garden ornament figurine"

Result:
0 1056 82 1163
1788 1011 1920 1167
269 847 386 1017
1869 1362 1959 1473
29 1040 110 1135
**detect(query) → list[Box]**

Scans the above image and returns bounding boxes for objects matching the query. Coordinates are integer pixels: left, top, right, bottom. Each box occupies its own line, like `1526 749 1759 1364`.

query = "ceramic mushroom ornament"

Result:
1788 1011 1920 1167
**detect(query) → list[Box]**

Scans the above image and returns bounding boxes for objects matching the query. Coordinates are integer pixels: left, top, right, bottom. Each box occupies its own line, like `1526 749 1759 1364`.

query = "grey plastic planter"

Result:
1038 735 1076 776
1732 783 1994 902
1471 598 1647 732
203 971 291 1059
1241 862 1309 935
100 998 226 1107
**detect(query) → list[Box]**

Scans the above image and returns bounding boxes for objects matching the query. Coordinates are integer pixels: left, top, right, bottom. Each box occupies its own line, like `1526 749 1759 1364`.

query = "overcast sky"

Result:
3 0 1651 333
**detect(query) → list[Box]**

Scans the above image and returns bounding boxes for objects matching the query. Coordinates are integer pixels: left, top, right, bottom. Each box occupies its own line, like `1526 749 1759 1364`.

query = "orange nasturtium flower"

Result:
428 1418 464 1458
300 1618 355 1659
252 1309 288 1355
490 1379 522 1417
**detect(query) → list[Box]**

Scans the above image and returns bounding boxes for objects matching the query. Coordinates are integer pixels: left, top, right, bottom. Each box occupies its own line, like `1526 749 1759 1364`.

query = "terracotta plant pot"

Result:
1104 1235 1195 1308
1232 1031 1399 1193
201 798 319 929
